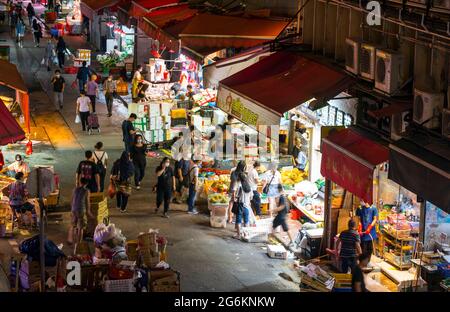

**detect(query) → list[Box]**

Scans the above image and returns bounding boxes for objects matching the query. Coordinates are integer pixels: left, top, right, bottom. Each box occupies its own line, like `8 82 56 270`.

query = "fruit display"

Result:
208 193 229 204
281 168 305 186
211 181 229 193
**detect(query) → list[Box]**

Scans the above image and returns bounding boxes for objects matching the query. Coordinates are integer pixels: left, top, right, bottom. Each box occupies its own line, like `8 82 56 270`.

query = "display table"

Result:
375 260 427 291
288 196 324 223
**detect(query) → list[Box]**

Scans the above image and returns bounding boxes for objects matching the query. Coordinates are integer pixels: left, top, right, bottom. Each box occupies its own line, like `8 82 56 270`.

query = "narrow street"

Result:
0 5 299 292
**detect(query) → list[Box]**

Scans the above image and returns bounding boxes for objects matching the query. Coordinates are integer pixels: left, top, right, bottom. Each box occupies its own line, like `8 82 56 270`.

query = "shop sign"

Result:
217 88 259 127
74 49 91 67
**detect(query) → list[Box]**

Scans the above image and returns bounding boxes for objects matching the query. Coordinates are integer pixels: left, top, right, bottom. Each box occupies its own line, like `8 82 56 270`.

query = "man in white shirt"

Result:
248 161 261 217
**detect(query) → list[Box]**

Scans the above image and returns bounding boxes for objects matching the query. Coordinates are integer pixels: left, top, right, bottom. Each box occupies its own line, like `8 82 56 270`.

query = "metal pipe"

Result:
335 5 340 60
312 0 317 51
323 1 328 56
420 13 428 32
430 35 435 77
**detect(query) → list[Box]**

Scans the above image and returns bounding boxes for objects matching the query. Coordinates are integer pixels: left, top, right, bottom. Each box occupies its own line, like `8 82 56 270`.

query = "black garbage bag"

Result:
19 235 65 267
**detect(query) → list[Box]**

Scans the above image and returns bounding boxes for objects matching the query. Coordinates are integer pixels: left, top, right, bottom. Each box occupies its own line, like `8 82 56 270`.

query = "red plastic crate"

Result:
64 66 77 74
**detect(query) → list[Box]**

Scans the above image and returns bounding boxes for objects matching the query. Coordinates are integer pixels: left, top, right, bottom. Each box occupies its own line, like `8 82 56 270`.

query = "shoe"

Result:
163 213 169 218
108 114 112 117
191 210 199 215
120 208 127 213
136 186 140 190
187 211 193 214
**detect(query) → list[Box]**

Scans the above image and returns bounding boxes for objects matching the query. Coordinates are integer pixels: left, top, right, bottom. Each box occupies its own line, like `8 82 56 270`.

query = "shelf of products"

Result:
381 229 415 269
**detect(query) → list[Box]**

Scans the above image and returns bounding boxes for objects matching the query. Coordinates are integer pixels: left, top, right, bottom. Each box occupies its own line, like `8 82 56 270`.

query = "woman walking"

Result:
15 17 25 48
75 91 92 132
155 157 176 218
26 3 35 27
86 75 99 112
111 151 134 213
32 18 42 47
130 134 147 189
231 161 253 238
262 162 282 218
56 36 66 68
93 142 108 192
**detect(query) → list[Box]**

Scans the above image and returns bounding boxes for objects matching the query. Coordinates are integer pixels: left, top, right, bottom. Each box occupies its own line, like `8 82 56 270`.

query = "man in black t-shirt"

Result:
76 150 100 193
122 114 137 152
352 253 371 292
272 193 295 247
51 69 65 111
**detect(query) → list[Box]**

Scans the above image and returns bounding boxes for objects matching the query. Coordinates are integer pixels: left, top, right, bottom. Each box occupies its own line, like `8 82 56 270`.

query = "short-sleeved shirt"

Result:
351 266 367 292
8 181 28 206
356 205 379 241
86 81 98 96
52 76 65 92
122 120 135 143
76 160 99 192
77 96 91 112
276 195 288 216
77 66 90 81
233 178 253 208
8 161 30 176
263 170 282 185
339 229 361 258
189 165 199 185
156 166 174 190
177 159 191 178
247 168 259 191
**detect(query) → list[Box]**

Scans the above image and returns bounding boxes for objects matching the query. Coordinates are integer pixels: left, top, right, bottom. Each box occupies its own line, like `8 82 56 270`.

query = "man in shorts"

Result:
272 192 295 248
68 178 92 249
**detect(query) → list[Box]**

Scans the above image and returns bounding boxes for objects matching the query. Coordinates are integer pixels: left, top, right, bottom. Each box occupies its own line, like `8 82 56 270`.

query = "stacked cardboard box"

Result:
149 269 180 292
85 193 108 236
137 232 160 268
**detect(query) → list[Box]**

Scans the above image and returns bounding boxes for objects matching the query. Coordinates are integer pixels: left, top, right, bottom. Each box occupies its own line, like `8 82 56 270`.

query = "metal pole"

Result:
37 168 46 292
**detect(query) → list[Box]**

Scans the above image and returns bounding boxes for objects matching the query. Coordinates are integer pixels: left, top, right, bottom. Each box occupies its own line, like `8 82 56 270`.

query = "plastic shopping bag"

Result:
75 114 81 124
41 57 45 66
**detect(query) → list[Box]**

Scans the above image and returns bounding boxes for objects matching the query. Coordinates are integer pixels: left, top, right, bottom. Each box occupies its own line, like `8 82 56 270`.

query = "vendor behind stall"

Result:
6 172 29 221
356 200 378 256
292 138 307 171
2 154 30 177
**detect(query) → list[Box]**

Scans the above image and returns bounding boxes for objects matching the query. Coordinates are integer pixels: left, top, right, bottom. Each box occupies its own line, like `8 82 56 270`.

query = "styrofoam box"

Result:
267 244 287 259
128 103 139 115
202 117 211 127
149 103 160 116
161 103 173 116
210 216 227 228
144 131 152 142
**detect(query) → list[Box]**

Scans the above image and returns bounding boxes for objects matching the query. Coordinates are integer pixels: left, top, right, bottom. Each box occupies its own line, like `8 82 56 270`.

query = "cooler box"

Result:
267 244 287 259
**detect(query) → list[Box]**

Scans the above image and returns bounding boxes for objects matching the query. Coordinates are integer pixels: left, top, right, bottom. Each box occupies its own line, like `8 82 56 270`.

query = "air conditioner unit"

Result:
359 43 376 81
391 111 411 140
375 49 403 95
433 0 450 10
413 89 444 129
442 109 450 138
345 38 360 75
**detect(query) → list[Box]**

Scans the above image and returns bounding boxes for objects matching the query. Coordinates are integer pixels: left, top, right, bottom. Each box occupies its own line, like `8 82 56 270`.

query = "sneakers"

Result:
120 208 127 213
136 185 141 190
189 210 199 215
163 213 169 218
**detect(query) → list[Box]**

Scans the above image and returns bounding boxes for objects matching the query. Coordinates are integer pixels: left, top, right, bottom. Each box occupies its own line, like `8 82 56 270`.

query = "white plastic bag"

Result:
41 57 45 66
75 114 81 124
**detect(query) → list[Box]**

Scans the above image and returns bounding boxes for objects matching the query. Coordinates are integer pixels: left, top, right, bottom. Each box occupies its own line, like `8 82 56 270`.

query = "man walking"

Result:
50 69 65 110
121 114 137 152
103 73 116 117
76 61 90 93
75 151 100 193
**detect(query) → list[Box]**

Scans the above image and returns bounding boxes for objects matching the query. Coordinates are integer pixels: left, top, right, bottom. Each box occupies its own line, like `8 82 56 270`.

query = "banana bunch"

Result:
209 193 229 204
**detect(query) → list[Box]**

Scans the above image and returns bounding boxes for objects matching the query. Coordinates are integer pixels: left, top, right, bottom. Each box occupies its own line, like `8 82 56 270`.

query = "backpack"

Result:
94 152 106 176
238 173 252 193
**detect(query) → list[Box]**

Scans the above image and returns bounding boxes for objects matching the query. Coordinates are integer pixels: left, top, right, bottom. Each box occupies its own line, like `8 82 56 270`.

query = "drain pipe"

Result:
420 13 428 32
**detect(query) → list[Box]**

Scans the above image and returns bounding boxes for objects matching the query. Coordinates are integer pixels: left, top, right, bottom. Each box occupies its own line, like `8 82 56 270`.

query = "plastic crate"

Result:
104 279 135 292
438 264 450 278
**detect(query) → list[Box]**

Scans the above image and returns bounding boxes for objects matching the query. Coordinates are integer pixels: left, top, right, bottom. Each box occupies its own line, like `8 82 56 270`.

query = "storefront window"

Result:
424 202 450 251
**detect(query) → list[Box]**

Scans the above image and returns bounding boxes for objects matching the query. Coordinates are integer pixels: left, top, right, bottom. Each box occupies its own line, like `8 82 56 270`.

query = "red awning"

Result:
80 0 119 19
0 60 30 134
220 51 354 115
0 99 25 146
320 128 389 204
139 3 197 53
130 0 179 17
178 14 289 51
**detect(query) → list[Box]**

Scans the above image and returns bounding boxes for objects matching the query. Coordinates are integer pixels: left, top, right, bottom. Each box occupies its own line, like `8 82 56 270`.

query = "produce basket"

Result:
104 278 135 292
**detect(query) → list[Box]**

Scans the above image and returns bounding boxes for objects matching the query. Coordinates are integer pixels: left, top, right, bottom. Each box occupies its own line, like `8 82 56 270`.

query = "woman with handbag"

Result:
110 151 134 213
231 161 253 239
262 162 282 218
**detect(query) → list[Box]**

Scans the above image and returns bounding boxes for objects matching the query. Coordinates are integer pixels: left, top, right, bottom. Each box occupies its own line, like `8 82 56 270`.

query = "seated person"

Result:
3 154 30 177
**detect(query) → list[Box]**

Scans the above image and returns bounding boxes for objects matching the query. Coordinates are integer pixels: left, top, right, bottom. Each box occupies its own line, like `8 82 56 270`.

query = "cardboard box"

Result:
138 232 158 248
150 269 180 292
160 103 172 116
267 244 287 259
139 250 160 268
